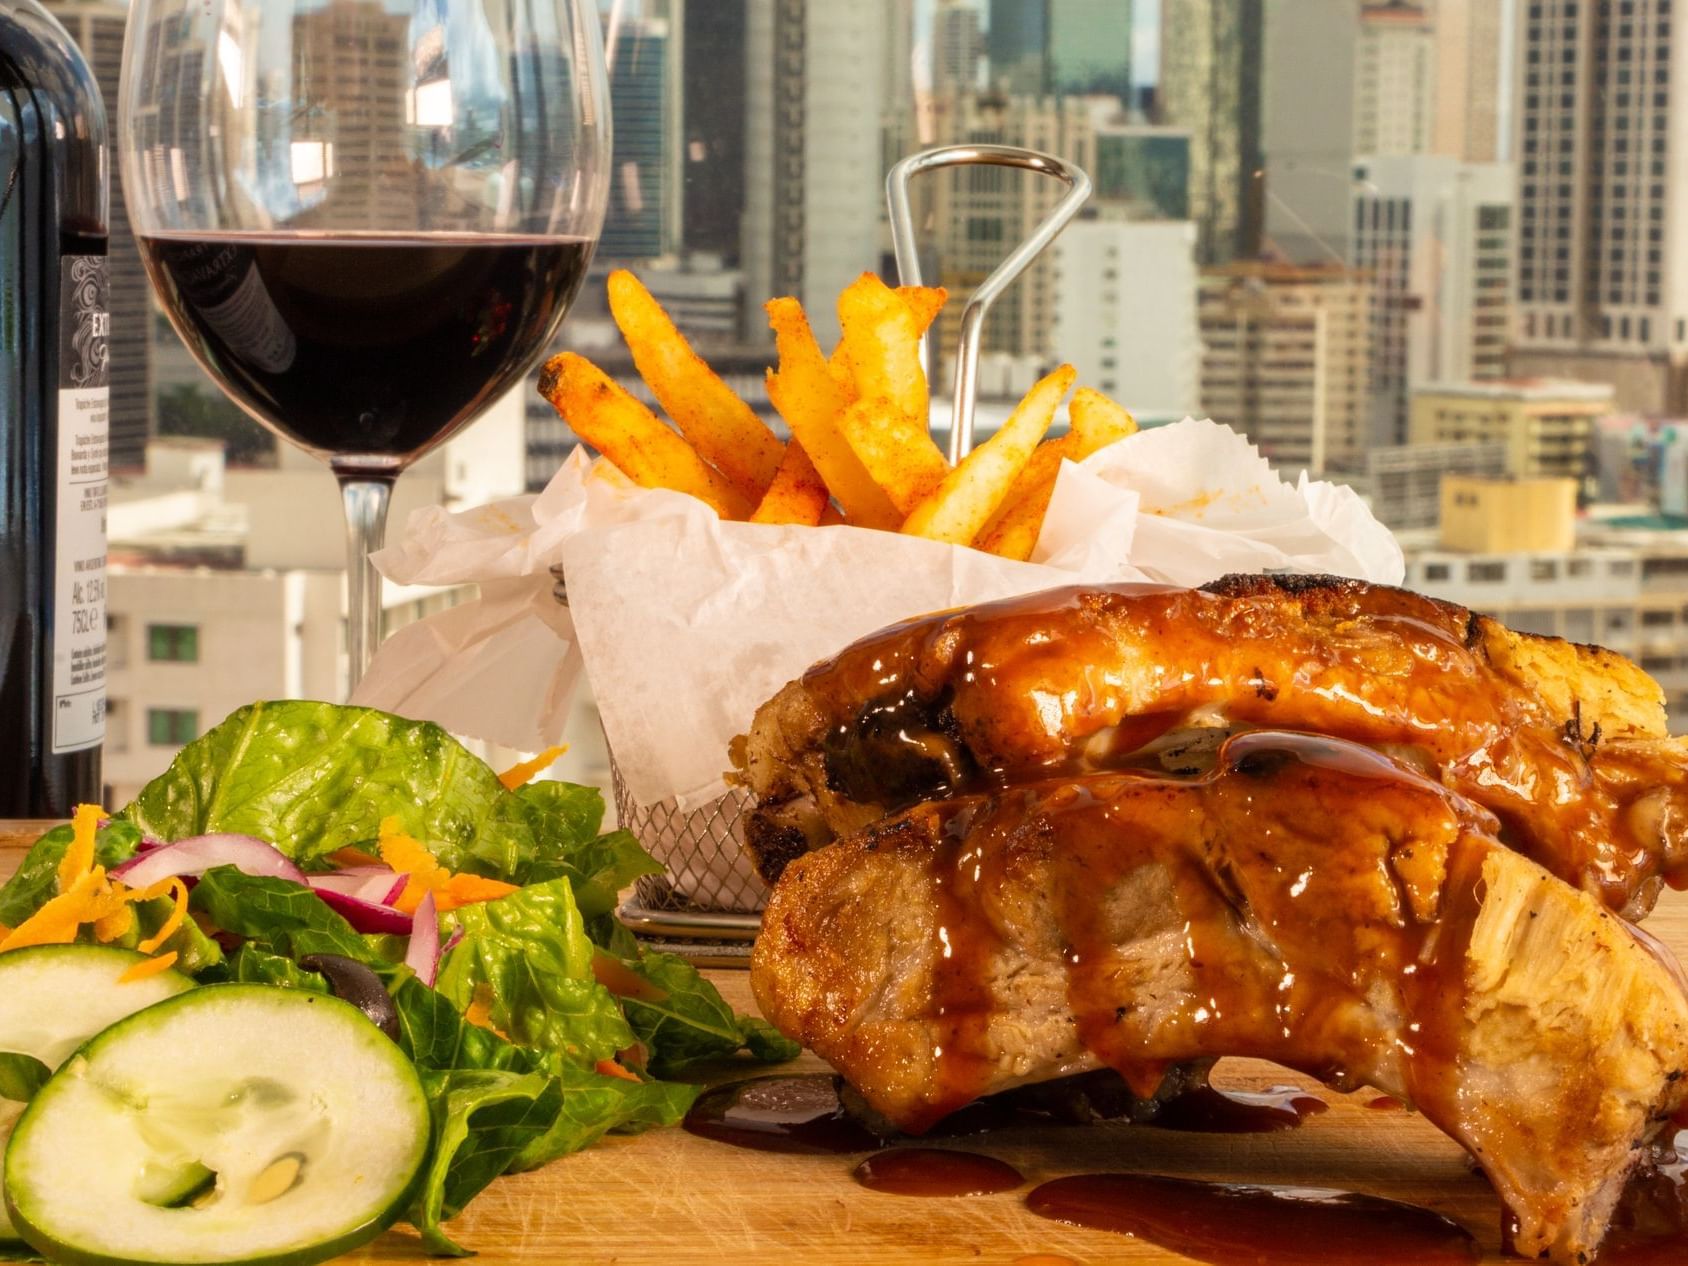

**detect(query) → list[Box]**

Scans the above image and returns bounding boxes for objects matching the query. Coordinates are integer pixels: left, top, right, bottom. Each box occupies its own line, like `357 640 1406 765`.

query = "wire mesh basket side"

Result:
611 754 768 917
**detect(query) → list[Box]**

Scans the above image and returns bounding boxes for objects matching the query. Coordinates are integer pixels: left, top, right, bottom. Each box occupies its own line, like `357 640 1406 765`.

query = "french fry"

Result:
607 269 784 502
1068 386 1138 454
902 365 1077 544
838 398 950 515
764 297 902 529
818 503 846 526
895 285 947 336
973 433 1081 560
750 440 830 526
837 272 928 426
537 352 751 520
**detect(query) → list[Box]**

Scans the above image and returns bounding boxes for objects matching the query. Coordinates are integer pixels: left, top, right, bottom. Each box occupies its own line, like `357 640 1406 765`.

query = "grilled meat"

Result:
751 732 1688 1264
732 575 1688 916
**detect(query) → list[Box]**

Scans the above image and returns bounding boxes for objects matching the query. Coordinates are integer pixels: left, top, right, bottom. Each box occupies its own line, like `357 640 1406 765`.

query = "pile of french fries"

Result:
536 269 1137 562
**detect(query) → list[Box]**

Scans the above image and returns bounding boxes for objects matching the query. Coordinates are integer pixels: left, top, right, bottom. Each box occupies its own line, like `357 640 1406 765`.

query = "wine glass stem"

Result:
337 474 395 696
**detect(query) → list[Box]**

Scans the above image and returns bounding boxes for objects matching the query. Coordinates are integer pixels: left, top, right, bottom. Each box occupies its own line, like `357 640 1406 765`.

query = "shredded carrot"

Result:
377 818 518 913
118 951 179 983
0 868 124 952
327 846 381 869
594 1058 641 1084
56 803 103 893
137 879 189 954
92 904 137 944
462 982 510 1038
497 745 568 791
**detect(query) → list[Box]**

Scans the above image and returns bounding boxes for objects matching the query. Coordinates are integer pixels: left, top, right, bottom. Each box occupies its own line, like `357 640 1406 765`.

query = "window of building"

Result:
146 624 199 663
1423 563 1451 582
1531 559 1560 581
1468 561 1507 583
1643 609 1677 627
147 709 199 747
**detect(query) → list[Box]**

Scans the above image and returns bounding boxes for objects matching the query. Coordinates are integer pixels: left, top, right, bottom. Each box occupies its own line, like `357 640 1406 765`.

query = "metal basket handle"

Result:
886 144 1093 463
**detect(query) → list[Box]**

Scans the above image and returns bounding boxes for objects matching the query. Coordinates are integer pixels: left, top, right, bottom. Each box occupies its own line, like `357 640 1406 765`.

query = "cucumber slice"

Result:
0 945 195 1244
3 985 429 1266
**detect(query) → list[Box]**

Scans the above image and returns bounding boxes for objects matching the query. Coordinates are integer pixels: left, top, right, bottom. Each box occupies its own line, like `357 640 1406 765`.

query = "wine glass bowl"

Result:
119 0 609 684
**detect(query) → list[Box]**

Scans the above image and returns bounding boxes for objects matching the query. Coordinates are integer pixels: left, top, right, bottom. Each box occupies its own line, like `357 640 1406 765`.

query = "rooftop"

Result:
1415 378 1617 403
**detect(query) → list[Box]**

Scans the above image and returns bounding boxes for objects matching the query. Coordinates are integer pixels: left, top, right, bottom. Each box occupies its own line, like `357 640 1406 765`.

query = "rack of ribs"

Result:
732 575 1688 918
751 731 1688 1264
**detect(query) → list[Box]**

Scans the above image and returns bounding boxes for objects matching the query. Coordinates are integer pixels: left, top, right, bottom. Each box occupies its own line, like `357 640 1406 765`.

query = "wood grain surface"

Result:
6 819 1688 1265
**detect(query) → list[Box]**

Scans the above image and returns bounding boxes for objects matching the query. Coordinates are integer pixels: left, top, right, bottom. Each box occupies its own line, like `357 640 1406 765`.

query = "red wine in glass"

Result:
139 231 592 463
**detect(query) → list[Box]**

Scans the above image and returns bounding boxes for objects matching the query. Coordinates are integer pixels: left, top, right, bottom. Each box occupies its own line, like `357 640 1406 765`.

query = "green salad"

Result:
0 701 796 1263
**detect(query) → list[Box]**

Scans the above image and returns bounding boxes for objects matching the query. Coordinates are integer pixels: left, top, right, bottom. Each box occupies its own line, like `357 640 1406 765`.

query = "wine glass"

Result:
118 0 609 690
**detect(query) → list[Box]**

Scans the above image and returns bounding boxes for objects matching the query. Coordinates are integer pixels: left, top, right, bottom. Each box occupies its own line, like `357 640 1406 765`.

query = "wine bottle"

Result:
0 0 109 816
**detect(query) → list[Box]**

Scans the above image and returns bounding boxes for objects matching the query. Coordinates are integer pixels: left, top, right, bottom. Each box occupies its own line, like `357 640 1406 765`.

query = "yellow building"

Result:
1438 475 1577 553
1409 379 1614 478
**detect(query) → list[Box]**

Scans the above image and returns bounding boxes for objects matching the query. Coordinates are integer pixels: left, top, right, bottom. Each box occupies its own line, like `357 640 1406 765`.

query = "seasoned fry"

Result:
607 269 784 502
538 352 751 520
818 503 847 526
974 433 1080 560
902 365 1077 544
1068 385 1138 453
751 440 831 526
895 285 947 336
838 398 950 515
837 273 928 426
765 298 902 530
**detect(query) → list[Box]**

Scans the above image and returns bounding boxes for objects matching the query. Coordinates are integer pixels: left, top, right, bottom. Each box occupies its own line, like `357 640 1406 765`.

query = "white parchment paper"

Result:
355 419 1403 811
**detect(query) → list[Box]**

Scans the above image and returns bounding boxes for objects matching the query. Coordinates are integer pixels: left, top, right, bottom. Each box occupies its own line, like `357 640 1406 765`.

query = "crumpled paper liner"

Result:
355 419 1402 902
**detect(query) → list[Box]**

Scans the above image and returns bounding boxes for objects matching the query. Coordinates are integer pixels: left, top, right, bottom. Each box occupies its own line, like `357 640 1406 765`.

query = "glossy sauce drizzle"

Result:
1147 1083 1328 1133
1025 1173 1480 1265
852 1148 1024 1197
682 1075 882 1154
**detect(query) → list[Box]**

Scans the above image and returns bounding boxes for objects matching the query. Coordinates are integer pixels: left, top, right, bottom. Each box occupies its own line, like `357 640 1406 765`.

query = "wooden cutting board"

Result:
5 819 1686 1265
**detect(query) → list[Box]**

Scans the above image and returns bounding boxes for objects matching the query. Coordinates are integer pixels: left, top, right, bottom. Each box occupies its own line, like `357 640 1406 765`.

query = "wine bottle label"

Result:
52 254 108 755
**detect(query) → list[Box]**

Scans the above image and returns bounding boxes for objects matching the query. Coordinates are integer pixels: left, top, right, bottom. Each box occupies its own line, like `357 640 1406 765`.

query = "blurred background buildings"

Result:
41 0 1688 794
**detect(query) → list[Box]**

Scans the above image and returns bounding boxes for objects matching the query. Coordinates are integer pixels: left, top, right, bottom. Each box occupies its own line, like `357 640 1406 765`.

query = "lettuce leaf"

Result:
190 867 387 965
612 951 801 1076
119 701 540 877
0 819 142 926
435 877 636 1067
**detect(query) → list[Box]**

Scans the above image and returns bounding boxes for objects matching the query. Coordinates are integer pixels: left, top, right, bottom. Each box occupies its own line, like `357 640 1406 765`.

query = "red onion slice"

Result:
307 871 406 906
312 887 415 935
111 834 307 890
406 891 440 987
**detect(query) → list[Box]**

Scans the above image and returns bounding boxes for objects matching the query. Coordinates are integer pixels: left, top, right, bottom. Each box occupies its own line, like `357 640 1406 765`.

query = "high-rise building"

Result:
987 0 1133 100
932 0 984 97
1428 0 1504 162
1158 0 1263 264
742 0 885 347
1409 380 1614 479
1351 155 1514 446
682 0 746 259
926 92 1094 363
45 0 151 470
1510 1 1688 415
1052 217 1200 419
601 16 678 261
1198 262 1372 473
1261 0 1361 264
1354 3 1435 157
1092 119 1192 221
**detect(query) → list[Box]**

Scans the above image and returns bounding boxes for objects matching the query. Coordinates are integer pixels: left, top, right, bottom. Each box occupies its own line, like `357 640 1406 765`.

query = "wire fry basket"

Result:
562 144 1092 948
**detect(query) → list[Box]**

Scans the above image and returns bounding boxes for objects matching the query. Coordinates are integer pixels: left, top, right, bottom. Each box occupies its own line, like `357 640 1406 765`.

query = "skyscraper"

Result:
1354 3 1435 157
682 0 745 259
1157 0 1263 264
600 16 677 261
1261 0 1362 265
1352 155 1514 447
1509 0 1688 414
932 0 984 97
1428 0 1503 162
45 0 150 470
987 0 1133 101
742 0 885 347
1199 262 1372 473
